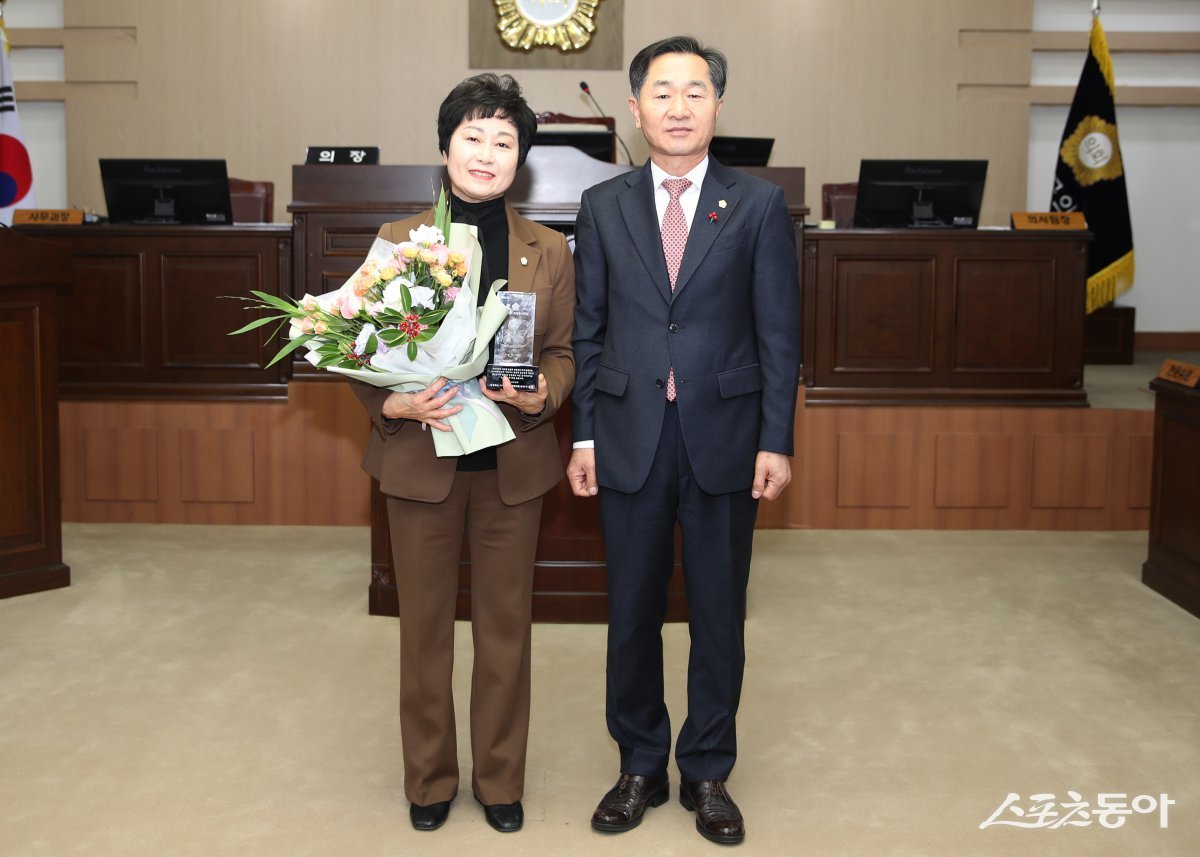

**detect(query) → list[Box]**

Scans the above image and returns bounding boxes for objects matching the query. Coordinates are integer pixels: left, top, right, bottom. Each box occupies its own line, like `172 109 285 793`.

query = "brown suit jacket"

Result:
352 201 575 505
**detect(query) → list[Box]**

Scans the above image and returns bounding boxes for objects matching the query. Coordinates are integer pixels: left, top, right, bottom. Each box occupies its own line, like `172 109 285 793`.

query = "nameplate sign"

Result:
1011 211 1087 230
304 147 380 165
1157 359 1200 389
13 209 85 225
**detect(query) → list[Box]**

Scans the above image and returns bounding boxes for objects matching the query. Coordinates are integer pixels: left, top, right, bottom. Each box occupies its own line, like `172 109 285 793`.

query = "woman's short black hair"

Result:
628 35 728 99
437 73 538 168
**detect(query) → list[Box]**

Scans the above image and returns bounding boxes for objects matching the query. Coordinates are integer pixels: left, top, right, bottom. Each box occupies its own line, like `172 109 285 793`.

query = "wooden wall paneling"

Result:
81 426 159 503
1030 433 1111 510
797 405 1151 531
1022 409 1150 530
57 389 1154 531
274 382 373 526
1127 434 1154 511
836 432 916 510
178 428 256 504
59 382 371 526
934 433 1013 509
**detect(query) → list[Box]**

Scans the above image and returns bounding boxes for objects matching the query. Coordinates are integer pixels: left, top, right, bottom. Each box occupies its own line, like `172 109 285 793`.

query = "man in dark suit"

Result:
567 35 801 847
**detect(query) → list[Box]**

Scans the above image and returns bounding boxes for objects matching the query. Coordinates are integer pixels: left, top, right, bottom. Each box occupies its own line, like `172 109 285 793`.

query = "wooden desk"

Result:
1142 378 1200 619
802 229 1090 406
15 224 293 399
291 149 809 621
0 231 71 599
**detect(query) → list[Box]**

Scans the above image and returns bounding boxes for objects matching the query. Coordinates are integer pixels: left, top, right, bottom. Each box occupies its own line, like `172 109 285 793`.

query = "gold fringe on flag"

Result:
1086 249 1135 314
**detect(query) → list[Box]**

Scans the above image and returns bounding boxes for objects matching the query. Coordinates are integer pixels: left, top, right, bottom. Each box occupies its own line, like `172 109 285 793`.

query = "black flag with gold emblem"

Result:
1050 14 1134 313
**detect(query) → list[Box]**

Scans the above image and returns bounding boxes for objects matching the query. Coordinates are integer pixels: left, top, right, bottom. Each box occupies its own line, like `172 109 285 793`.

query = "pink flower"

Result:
445 286 461 302
331 291 362 319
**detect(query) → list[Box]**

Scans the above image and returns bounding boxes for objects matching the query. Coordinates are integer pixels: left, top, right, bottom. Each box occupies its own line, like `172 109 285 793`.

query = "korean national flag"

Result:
1 18 36 226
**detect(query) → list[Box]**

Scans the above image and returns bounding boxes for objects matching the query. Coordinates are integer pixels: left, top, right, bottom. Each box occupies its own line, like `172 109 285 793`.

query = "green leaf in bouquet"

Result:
247 290 302 314
364 332 378 354
228 313 291 335
264 332 314 368
421 308 450 326
400 281 412 315
433 184 450 238
407 342 418 360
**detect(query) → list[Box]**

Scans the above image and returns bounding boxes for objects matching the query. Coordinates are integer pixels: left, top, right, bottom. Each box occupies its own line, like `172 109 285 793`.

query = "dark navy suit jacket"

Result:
572 157 802 495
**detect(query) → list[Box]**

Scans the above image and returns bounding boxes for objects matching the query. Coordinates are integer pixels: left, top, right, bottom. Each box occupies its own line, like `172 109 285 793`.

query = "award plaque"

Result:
486 291 539 391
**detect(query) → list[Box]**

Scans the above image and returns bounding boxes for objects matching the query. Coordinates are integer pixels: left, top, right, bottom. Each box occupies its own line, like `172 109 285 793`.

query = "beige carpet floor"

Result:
1 525 1197 856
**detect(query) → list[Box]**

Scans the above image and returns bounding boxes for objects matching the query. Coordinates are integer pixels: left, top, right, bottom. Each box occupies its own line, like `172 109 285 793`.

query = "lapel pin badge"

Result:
520 256 528 266
718 199 728 209
708 211 719 223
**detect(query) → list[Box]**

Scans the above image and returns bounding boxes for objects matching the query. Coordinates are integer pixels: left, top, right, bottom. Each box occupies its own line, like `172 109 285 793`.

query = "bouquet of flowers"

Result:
230 189 514 456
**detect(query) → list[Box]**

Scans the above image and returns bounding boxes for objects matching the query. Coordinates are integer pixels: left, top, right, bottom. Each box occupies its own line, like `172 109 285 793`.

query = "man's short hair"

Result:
628 35 728 99
437 73 538 168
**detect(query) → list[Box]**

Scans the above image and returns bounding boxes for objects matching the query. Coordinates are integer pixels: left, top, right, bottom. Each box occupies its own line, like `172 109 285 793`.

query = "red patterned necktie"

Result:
661 177 691 401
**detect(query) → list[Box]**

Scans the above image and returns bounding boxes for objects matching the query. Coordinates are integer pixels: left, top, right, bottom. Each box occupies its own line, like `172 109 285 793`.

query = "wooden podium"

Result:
14 224 293 399
290 148 809 621
0 229 71 599
1142 378 1200 619
802 229 1090 406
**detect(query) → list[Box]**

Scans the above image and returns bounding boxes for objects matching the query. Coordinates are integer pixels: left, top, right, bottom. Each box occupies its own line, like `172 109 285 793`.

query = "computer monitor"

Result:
100 158 234 225
853 159 987 228
532 128 615 163
709 136 774 167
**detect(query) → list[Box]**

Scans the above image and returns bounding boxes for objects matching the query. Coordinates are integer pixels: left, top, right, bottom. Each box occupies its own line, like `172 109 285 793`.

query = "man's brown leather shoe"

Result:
680 779 745 845
591 773 670 832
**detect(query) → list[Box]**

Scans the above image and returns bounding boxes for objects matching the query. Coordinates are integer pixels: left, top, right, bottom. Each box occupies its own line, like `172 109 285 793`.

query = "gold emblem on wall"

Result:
495 0 603 51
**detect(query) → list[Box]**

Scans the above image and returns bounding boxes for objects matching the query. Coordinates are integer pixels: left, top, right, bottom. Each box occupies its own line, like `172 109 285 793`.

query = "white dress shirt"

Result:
650 157 709 232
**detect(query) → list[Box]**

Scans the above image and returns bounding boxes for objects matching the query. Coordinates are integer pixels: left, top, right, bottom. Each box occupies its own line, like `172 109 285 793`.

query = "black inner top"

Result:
451 193 508 472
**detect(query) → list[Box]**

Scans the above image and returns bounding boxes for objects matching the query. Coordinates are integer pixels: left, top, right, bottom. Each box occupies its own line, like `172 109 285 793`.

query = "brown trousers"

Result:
386 469 542 806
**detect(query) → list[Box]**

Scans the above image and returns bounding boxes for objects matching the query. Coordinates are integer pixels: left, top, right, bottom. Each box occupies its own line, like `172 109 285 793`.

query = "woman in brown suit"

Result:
351 74 574 834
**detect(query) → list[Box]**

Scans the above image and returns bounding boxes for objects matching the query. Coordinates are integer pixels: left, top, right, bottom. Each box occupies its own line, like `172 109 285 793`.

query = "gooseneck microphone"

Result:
579 81 634 165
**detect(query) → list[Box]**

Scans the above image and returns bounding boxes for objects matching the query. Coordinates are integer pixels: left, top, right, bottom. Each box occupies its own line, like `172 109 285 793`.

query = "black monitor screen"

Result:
532 129 615 163
100 158 233 225
853 159 987 228
710 136 774 167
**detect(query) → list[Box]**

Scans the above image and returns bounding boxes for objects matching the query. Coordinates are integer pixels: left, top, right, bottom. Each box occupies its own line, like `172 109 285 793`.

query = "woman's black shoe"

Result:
478 798 524 832
409 800 451 831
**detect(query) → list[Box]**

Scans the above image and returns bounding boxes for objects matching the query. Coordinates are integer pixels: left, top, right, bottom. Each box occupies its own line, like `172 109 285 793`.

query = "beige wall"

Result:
58 0 1034 224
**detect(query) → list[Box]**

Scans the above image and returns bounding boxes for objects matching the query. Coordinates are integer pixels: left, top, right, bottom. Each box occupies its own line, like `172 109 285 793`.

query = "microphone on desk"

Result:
579 81 634 165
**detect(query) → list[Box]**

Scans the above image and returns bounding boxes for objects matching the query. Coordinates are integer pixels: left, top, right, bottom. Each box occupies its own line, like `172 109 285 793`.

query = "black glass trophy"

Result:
485 291 538 391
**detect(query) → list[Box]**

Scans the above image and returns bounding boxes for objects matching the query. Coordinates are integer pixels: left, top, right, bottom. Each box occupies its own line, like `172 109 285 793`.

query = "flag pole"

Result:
1092 0 1101 17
